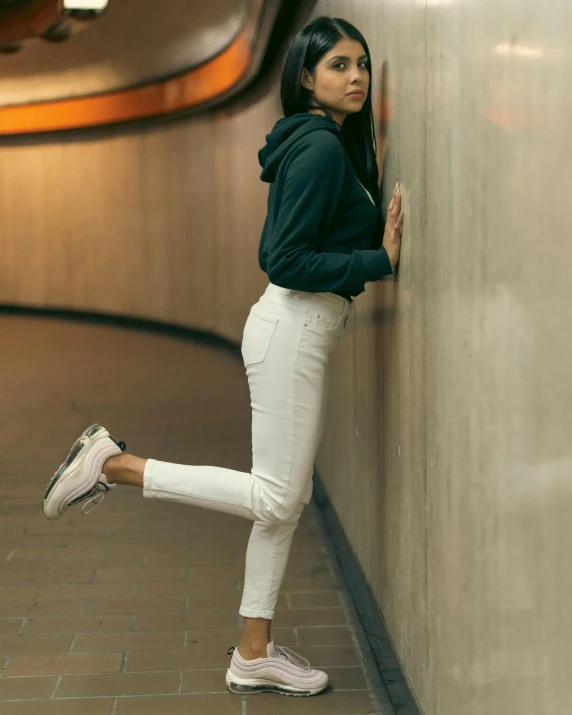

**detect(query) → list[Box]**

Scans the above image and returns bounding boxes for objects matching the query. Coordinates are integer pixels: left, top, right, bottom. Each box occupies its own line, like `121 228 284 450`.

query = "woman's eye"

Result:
334 61 368 70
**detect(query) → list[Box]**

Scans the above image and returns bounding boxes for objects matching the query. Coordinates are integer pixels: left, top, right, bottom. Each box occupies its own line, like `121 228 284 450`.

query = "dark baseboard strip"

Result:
311 469 422 715
0 304 241 356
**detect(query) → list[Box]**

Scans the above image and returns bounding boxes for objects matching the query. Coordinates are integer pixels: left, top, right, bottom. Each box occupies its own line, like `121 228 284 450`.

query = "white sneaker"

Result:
42 424 126 521
226 640 329 697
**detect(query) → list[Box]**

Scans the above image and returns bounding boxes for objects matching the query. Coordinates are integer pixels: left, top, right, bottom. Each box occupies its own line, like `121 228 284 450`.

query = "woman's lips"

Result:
347 91 364 97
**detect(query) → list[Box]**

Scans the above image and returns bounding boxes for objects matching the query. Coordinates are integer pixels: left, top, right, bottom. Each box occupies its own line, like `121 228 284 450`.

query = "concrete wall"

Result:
1 1 571 713
315 2 572 713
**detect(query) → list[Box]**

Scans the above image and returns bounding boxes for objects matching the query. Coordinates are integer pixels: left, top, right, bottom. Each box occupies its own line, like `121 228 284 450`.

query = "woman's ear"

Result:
300 68 313 92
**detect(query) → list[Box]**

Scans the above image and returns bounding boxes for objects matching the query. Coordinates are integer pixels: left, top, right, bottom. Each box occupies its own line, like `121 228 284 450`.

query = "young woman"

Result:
41 16 403 698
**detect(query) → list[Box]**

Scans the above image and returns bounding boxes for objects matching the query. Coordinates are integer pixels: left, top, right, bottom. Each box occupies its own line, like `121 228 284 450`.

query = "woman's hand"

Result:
382 182 404 270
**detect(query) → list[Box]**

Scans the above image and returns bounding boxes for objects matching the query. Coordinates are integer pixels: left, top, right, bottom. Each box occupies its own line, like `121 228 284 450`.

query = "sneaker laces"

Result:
81 490 106 515
273 645 311 670
69 475 111 515
77 436 126 515
226 643 310 670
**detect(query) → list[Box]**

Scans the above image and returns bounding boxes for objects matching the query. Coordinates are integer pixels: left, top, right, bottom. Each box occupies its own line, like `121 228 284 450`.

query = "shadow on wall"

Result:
377 59 394 187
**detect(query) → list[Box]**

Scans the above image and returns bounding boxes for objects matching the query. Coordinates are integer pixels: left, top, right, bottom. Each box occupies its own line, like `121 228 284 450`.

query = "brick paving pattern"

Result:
0 313 383 714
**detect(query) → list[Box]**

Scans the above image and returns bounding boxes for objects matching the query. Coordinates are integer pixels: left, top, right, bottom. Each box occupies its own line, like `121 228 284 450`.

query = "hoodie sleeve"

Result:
266 131 392 294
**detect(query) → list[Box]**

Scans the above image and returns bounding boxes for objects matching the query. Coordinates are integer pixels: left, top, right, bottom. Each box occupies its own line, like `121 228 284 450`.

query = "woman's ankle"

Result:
237 641 270 660
103 454 145 488
102 454 124 484
237 617 272 660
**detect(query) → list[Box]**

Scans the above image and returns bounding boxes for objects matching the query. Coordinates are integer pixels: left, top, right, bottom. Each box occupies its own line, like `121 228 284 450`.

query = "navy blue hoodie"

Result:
257 112 392 301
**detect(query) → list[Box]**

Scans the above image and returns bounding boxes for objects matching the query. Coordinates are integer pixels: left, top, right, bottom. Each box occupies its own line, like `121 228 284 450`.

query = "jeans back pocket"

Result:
241 307 279 366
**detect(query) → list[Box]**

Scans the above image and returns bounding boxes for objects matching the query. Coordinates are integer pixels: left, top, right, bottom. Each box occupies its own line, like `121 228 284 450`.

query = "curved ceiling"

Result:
0 0 247 107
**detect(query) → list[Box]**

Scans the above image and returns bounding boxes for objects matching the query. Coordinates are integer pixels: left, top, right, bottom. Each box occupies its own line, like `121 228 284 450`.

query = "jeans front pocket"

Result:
305 304 344 332
241 306 279 366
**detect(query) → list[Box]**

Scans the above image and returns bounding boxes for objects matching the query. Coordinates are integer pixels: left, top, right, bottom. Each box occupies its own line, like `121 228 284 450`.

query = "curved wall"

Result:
0 94 277 334
0 0 247 105
2 1 572 714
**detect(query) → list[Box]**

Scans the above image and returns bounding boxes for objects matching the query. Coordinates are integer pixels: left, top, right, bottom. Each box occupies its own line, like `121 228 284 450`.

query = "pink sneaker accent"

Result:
226 639 329 696
42 424 126 521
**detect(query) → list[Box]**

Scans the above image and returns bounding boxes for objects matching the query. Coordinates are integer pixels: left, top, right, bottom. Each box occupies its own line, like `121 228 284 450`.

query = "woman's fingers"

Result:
389 211 404 239
382 187 404 266
388 202 400 227
385 183 403 245
389 185 401 219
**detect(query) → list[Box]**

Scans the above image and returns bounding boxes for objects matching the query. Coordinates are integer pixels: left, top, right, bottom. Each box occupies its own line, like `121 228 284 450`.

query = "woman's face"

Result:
301 37 370 126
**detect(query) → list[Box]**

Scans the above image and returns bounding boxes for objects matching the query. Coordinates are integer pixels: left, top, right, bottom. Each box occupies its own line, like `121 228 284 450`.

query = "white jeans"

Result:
143 282 354 619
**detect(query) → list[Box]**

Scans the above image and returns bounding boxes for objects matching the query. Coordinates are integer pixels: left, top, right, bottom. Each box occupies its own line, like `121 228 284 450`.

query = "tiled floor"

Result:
0 313 387 714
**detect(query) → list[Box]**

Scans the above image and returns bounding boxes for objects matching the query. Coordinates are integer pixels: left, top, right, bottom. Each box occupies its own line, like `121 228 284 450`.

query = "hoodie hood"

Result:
258 113 342 183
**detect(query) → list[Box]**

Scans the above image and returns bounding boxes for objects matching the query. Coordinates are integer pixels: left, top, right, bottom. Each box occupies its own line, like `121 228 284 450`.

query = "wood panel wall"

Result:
0 95 278 334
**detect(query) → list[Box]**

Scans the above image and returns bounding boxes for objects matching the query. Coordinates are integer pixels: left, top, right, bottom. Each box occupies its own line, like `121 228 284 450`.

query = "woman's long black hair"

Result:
280 16 381 215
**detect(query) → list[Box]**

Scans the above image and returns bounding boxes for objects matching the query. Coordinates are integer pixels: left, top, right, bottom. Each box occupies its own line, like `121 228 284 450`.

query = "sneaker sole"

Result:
225 672 327 697
42 424 111 521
